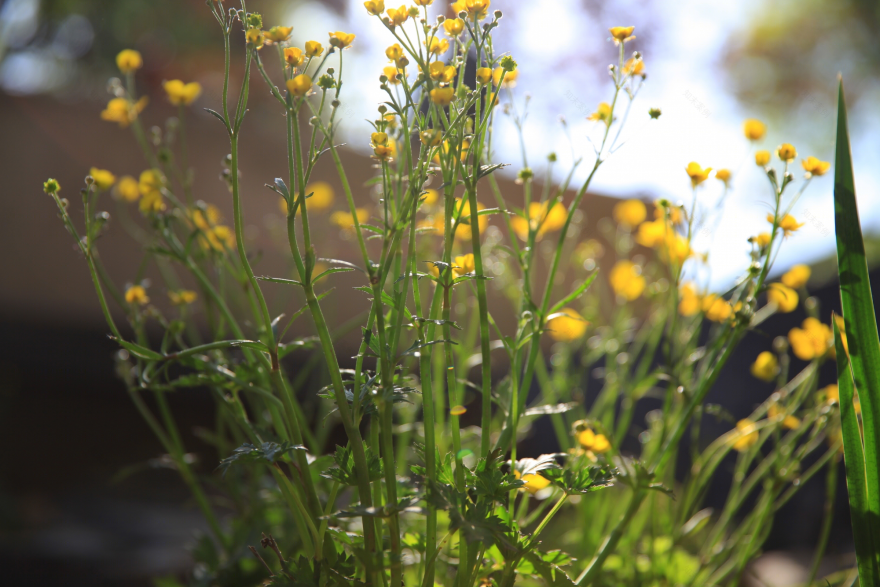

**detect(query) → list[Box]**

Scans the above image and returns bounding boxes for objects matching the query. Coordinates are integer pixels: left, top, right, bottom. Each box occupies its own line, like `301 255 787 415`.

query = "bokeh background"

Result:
2 0 880 585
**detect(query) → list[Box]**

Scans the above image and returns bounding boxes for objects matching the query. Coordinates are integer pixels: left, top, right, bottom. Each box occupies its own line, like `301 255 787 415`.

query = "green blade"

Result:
834 78 880 577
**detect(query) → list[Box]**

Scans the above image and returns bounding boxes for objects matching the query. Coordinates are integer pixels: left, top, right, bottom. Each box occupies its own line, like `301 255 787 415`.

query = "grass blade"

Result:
834 77 880 579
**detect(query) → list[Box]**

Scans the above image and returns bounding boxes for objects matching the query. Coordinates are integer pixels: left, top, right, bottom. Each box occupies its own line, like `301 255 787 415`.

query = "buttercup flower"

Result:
510 201 566 241
781 264 811 289
702 294 733 323
163 80 202 106
822 384 839 405
475 67 492 85
492 66 518 88
715 168 731 187
517 472 551 495
654 201 682 224
750 351 779 382
287 74 312 97
414 0 433 5
587 102 612 124
169 290 198 305
635 218 668 248
329 31 356 48
609 260 646 301
609 26 635 45
613 199 647 228
305 41 324 56
768 403 801 430
420 129 442 146
776 143 797 162
685 162 713 188
116 49 143 74
768 213 804 237
386 5 408 26
755 150 771 166
114 175 140 202
385 43 404 62
453 254 475 277
731 419 758 452
430 86 455 106
789 317 832 361
578 428 611 453
265 26 293 43
452 0 491 20
767 283 798 313
547 308 588 342
743 119 766 141
246 28 265 49
284 47 305 67
100 97 148 128
678 282 701 316
331 208 370 229
623 56 644 76
429 61 456 83
801 156 830 177
125 285 149 305
444 18 465 36
89 168 116 191
755 232 772 248
304 181 334 212
382 66 403 84
364 0 385 15
427 37 450 55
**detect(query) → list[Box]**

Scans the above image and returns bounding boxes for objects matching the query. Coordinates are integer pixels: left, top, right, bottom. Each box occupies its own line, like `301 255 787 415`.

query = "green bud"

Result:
648 107 661 120
43 178 61 195
246 12 262 29
500 55 517 72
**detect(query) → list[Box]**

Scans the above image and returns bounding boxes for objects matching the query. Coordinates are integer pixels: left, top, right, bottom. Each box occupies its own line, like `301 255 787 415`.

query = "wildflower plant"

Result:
43 1 857 585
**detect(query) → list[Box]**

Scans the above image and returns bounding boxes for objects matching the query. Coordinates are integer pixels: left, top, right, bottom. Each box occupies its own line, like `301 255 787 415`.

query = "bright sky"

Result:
284 0 879 289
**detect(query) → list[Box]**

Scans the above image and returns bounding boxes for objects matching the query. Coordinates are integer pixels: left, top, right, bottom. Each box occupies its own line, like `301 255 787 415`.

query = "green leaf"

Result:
218 441 305 475
834 79 880 582
113 338 164 361
313 267 355 282
549 271 598 315
258 275 303 287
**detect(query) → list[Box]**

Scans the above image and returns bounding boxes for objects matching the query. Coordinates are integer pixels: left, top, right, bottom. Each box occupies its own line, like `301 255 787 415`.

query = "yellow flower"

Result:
284 47 305 67
776 143 797 162
420 129 442 147
510 201 566 241
492 66 518 88
608 26 635 45
414 0 434 5
364 0 385 16
609 260 646 301
801 156 830 177
450 405 467 416
755 232 772 247
168 290 198 305
767 213 804 237
373 144 394 160
781 264 811 289
304 181 334 212
702 294 732 323
444 18 465 36
371 132 388 146
305 41 324 57
116 49 143 74
329 31 355 49
100 97 148 128
678 283 701 316
430 86 455 106
822 384 839 405
287 74 312 97
246 28 265 49
788 317 832 361
767 283 798 313
743 119 766 141
685 162 712 188
114 175 140 202
139 190 165 214
453 254 475 277
89 168 116 191
623 56 644 76
519 473 551 495
635 218 668 248
382 66 402 84
429 61 456 82
125 285 149 305
750 351 779 382
613 199 647 228
420 189 439 207
385 43 404 61
578 428 611 453
331 208 370 229
448 197 486 239
767 403 801 430
547 308 588 342
654 202 682 224
427 37 450 55
138 169 163 196
475 67 491 85
731 419 758 452
206 225 234 250
587 102 612 124
452 0 491 20
163 80 202 106
755 150 771 166
265 26 293 43
715 168 731 187
387 5 408 26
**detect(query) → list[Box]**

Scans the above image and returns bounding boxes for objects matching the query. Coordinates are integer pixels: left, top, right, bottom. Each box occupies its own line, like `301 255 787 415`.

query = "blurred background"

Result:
2 0 879 584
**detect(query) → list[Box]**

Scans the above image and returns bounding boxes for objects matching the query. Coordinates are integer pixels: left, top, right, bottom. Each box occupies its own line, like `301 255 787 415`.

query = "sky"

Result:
283 0 878 289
